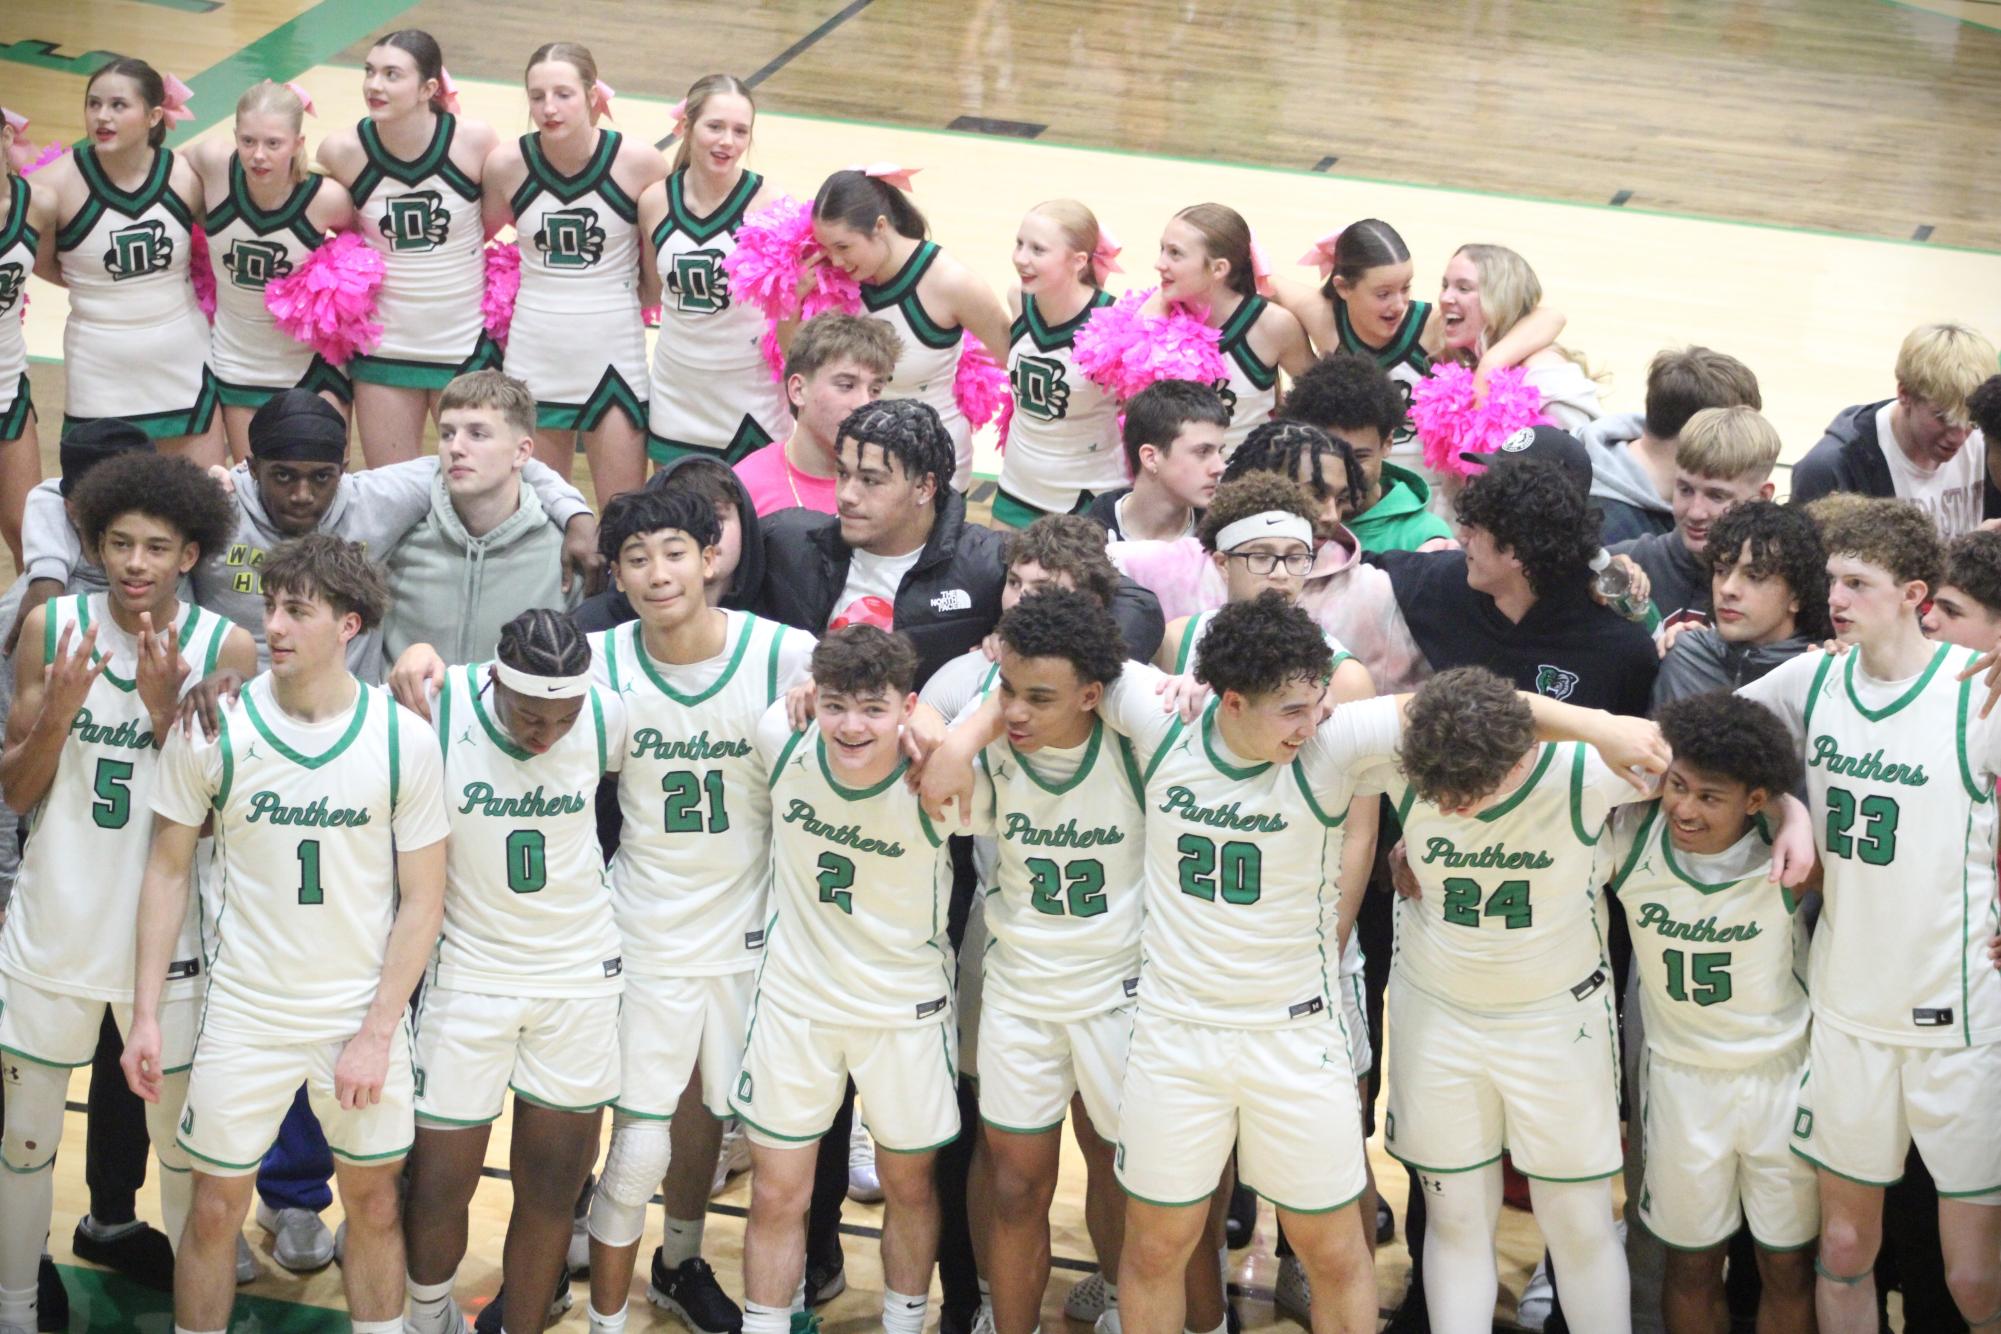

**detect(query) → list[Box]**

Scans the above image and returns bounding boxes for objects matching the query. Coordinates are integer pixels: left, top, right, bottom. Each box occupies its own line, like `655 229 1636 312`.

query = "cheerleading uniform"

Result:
0 176 36 442
1333 295 1433 477
1213 294 1280 454
204 158 347 409
502 130 647 433
993 290 1120 527
862 240 971 489
646 169 791 465
347 115 496 390
57 147 217 439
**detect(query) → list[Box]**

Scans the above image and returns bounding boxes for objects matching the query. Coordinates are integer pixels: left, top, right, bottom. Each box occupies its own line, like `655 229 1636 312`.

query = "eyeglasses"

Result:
1226 550 1314 576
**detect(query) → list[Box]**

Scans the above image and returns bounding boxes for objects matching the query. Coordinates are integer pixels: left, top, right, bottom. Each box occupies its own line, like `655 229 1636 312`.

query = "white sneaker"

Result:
1516 1255 1553 1331
710 1121 752 1198
971 1303 996 1334
1274 1253 1311 1323
1064 1272 1107 1321
845 1120 883 1203
1093 1309 1123 1334
234 1234 260 1284
254 1202 334 1272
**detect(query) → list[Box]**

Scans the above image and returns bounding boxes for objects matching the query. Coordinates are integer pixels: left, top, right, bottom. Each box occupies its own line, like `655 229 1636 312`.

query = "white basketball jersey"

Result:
151 674 449 1044
999 291 1123 512
979 716 1146 1018
204 158 326 389
1389 742 1639 1010
756 708 976 1028
0 595 225 1001
1213 294 1279 453
1743 644 2001 1047
510 131 641 318
0 176 36 401
1609 803 1808 1068
590 612 814 976
431 662 624 998
349 114 485 363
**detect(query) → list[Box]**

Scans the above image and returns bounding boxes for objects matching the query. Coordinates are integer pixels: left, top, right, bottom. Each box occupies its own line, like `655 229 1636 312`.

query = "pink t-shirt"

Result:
736 442 838 517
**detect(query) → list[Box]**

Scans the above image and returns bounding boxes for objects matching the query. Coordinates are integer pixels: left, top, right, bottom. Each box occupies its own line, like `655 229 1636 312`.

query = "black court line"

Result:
1609 189 1634 206
655 0 877 149
948 115 1046 140
1913 224 1935 241
1312 155 1339 172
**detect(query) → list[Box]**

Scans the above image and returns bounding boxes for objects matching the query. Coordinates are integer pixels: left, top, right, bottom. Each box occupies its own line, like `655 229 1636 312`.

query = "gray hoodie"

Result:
1581 412 1673 545
1649 629 1810 712
19 479 105 593
192 457 588 679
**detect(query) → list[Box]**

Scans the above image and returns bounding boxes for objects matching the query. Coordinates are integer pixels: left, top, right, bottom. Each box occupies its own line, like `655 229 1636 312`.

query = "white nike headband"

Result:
493 661 592 700
1215 511 1314 552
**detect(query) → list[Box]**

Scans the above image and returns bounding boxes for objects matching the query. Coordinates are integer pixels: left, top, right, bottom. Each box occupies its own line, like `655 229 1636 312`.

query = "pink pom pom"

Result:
993 392 1013 455
188 227 216 322
723 196 866 384
263 232 386 367
1410 364 1546 478
482 241 522 348
20 142 66 175
1072 289 1227 402
954 337 1007 429
641 303 661 328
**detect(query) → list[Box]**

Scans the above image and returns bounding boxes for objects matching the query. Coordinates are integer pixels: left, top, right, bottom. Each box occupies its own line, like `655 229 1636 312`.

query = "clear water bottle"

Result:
1590 549 1651 622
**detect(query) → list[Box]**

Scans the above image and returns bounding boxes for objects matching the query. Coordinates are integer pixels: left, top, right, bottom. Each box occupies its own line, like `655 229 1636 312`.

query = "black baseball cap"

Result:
1461 424 1593 498
58 419 152 496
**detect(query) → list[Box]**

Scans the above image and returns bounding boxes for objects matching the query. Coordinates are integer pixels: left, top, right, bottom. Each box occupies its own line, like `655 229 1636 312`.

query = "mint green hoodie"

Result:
1348 462 1453 553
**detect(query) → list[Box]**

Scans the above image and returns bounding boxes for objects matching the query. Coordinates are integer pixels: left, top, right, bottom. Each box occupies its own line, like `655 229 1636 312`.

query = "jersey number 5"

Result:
92 758 134 829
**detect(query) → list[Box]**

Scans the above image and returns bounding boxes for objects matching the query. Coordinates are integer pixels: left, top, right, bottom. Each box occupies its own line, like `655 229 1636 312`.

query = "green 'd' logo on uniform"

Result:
1210 378 1238 421
105 220 172 279
381 190 450 252
535 207 605 269
1011 355 1071 422
223 238 293 290
668 249 729 314
0 263 23 314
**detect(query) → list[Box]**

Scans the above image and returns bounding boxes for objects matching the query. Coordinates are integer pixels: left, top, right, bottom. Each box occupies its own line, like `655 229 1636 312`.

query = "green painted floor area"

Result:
55 1262 347 1334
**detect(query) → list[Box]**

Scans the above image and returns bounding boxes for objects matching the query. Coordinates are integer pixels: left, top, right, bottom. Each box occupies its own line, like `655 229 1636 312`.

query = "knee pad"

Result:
588 1120 670 1248
0 1063 67 1173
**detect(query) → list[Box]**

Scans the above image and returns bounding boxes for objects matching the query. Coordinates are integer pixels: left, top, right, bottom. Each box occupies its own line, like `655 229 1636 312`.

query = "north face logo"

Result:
931 589 972 613
1534 665 1579 701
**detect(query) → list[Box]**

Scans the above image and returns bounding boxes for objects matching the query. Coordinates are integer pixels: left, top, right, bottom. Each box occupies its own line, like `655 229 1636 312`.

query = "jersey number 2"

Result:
1026 857 1107 917
816 852 855 915
1176 834 1260 905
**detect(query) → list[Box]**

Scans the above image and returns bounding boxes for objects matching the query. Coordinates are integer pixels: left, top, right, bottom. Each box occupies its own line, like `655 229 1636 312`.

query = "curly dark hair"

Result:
812 624 919 698
837 398 955 510
70 452 237 565
1657 691 1801 800
1942 530 2001 615
1453 457 1600 598
1222 419 1365 519
1002 514 1120 609
260 533 391 631
1967 374 2001 443
996 588 1124 688
598 487 722 565
497 608 592 680
1191 591 1332 699
1815 496 1943 594
1197 471 1317 553
1703 501 1832 642
1399 666 1536 808
1281 352 1405 442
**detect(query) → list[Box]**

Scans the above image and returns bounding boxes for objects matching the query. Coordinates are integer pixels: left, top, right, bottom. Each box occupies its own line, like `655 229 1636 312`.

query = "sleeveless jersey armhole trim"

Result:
42 594 63 666
1956 667 1988 804
1801 651 1836 737
1114 734 1145 807
388 688 401 813
767 725 808 789
1606 803 1658 894
862 240 960 350
1394 781 1416 827
1142 714 1186 787
435 671 453 748
604 626 624 693
200 612 226 677
1171 612 1206 675
765 619 785 705
1217 295 1277 390
590 686 607 774
1568 742 1601 846
214 710 234 810
1292 762 1345 828
0 177 37 254
1477 742 1554 824
918 805 943 849
468 663 533 761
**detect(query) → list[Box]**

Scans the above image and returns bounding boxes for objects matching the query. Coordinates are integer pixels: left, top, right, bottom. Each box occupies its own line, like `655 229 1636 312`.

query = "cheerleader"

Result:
1437 243 1604 431
33 59 222 466
0 112 56 565
317 29 497 465
484 45 661 504
1143 203 1311 452
991 200 1121 528
810 168 1010 490
190 80 357 463
639 74 791 471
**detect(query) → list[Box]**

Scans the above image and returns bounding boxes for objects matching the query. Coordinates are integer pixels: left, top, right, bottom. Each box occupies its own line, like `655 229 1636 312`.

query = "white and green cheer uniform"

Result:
732 708 981 1152
1742 644 2001 1195
861 240 972 489
0 596 227 1069
1099 663 1391 1213
590 611 815 1119
152 674 449 1173
1609 804 1816 1251
1383 741 1645 1183
347 114 498 389
646 169 790 465
502 130 646 432
993 290 1120 525
0 175 37 441
413 664 626 1126
1333 294 1433 483
203 157 348 408
1211 293 1280 454
56 146 217 437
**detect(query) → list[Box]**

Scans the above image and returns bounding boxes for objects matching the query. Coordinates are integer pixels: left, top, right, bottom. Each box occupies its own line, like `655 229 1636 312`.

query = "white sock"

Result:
790 1275 806 1314
406 1275 457 1334
174 1327 227 1334
1185 1323 1226 1334
80 1216 143 1241
352 1320 404 1334
883 1287 928 1334
0 1282 35 1332
661 1214 705 1268
588 1301 629 1333
978 1276 992 1321
743 1300 790 1334
1104 1277 1119 1309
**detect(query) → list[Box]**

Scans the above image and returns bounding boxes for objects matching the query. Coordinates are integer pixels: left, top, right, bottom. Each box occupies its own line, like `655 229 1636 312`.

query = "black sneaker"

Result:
1375 1197 1396 1246
472 1283 573 1333
36 1254 68 1333
1380 1282 1431 1334
1224 1182 1257 1249
71 1218 175 1292
803 1254 845 1308
648 1253 743 1333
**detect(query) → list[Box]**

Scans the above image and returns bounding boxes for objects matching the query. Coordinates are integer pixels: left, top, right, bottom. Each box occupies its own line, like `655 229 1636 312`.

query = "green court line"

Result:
1878 0 2001 35
57 1262 348 1333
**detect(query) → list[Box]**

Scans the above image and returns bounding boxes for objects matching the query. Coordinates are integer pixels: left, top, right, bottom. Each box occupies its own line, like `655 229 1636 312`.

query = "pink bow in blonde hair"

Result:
847 162 919 192
436 66 461 115
160 73 194 129
283 81 317 118
667 98 688 135
591 79 616 120
1298 228 1343 281
1090 224 1123 285
1248 236 1274 297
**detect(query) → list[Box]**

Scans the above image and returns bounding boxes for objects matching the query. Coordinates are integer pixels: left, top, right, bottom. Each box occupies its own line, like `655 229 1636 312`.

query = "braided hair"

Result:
1221 419 1366 517
497 608 591 681
837 398 955 509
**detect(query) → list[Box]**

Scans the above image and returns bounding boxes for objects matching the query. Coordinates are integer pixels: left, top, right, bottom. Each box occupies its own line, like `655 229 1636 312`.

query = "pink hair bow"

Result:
283 81 317 118
1248 235 1274 297
667 98 687 135
1090 224 1123 285
161 73 195 129
1297 228 1343 281
437 66 461 115
591 79 616 120
1 108 24 135
847 162 919 191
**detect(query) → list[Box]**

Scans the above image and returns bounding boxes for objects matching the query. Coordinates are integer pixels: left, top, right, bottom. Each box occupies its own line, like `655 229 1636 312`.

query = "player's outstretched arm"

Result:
389 642 449 720
918 692 1004 825
1766 793 1816 889
336 837 445 1113
1520 695 1669 790
1336 795 1380 950
123 817 202 1103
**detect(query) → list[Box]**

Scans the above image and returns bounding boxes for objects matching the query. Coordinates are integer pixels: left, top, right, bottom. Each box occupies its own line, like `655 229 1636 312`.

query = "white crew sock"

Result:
406 1274 457 1334
588 1300 629 1333
883 1287 929 1334
743 1300 790 1334
661 1214 705 1268
352 1320 404 1334
1185 1323 1226 1334
1103 1277 1119 1309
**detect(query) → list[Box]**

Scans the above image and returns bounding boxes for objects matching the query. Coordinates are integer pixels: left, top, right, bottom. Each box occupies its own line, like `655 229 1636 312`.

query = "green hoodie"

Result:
1348 462 1453 553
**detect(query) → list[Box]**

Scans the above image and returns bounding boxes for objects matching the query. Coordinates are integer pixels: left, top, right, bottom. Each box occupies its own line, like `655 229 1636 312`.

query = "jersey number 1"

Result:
662 769 730 834
297 840 324 905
